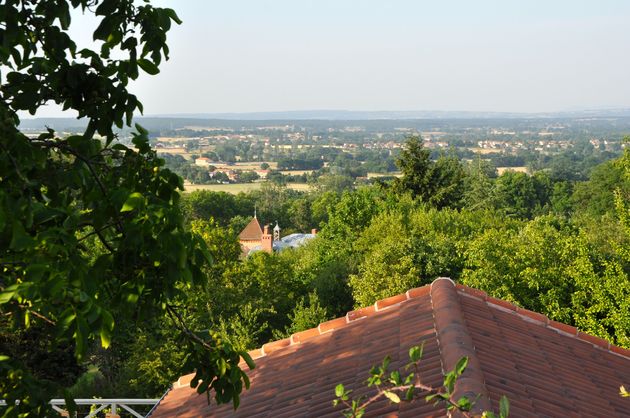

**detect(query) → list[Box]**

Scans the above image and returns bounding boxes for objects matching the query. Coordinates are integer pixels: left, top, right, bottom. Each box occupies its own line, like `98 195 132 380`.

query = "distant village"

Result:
147 118 626 188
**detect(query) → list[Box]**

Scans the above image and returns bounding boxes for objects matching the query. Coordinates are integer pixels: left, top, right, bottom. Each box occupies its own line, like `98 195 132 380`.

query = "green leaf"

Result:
0 286 18 305
381 355 391 371
96 0 118 16
444 372 456 393
99 309 114 349
389 370 401 385
120 192 144 212
457 396 472 411
425 393 438 402
409 344 423 362
232 391 240 410
218 358 227 376
10 221 35 250
100 327 111 349
241 351 256 370
499 395 510 417
455 356 468 375
383 391 400 404
405 386 414 401
75 315 89 359
335 384 345 398
58 310 77 334
137 58 160 75
165 8 183 24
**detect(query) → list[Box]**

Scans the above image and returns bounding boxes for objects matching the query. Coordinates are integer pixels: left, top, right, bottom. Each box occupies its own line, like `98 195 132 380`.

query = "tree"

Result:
394 136 432 199
349 221 420 307
0 1 250 415
315 174 355 194
273 292 329 339
463 157 495 211
394 137 466 209
180 190 241 225
288 197 314 232
572 160 630 217
238 170 260 183
491 171 541 219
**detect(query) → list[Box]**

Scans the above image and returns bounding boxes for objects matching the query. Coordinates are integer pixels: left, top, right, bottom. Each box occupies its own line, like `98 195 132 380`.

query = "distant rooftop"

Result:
238 217 263 241
247 233 315 255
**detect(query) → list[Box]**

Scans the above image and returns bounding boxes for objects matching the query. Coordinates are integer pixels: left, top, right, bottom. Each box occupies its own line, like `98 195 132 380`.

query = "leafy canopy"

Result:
0 1 251 415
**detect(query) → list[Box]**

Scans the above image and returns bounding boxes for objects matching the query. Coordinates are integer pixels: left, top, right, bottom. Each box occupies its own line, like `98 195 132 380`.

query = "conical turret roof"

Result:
238 217 263 241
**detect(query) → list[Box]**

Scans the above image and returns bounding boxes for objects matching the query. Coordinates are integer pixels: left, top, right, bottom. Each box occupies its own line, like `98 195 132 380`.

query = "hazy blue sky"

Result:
35 0 630 116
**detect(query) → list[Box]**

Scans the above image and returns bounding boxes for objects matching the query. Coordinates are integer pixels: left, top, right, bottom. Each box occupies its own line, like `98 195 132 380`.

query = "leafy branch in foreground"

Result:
0 1 252 416
333 344 509 418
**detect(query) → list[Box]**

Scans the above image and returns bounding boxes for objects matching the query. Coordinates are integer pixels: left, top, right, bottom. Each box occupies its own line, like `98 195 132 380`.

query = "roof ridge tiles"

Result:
430 277 492 415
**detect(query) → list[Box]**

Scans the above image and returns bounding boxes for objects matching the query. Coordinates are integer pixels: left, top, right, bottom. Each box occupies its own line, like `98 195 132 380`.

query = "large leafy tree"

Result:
394 136 466 208
0 1 251 415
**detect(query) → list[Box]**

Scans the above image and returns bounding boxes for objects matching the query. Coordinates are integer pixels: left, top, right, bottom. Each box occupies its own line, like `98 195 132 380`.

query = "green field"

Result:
183 182 312 194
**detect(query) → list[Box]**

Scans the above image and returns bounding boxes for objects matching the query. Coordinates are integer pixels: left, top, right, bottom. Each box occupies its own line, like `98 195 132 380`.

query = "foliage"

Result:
348 212 421 307
348 207 513 307
333 345 509 418
314 174 356 194
273 292 329 339
0 0 251 414
238 170 260 183
394 137 466 208
463 157 496 211
461 215 630 347
572 160 630 217
491 171 549 219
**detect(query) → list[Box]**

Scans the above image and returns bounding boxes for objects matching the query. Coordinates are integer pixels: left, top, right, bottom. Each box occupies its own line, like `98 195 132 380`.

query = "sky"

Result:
31 0 630 117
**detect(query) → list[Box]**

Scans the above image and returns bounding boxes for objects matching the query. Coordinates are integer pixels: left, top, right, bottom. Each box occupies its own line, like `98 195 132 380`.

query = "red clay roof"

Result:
238 217 263 241
150 278 630 418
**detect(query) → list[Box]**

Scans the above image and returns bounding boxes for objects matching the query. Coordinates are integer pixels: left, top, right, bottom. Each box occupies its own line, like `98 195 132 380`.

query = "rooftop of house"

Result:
237 217 263 241
149 278 630 417
247 232 316 255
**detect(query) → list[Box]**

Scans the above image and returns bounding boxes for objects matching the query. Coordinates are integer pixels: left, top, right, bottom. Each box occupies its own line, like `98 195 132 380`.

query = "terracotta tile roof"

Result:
238 217 263 241
150 278 630 417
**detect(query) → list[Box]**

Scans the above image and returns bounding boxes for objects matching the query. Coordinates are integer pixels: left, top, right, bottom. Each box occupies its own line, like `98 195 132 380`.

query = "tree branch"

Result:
166 304 215 351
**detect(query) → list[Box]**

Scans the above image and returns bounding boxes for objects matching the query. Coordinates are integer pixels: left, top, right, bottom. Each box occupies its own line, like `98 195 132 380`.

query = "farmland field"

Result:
183 182 311 194
279 170 315 175
367 172 401 178
496 166 529 175
232 161 278 170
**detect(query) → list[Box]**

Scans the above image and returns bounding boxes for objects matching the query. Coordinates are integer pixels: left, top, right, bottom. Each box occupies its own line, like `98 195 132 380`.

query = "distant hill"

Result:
149 108 630 120
17 108 630 131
